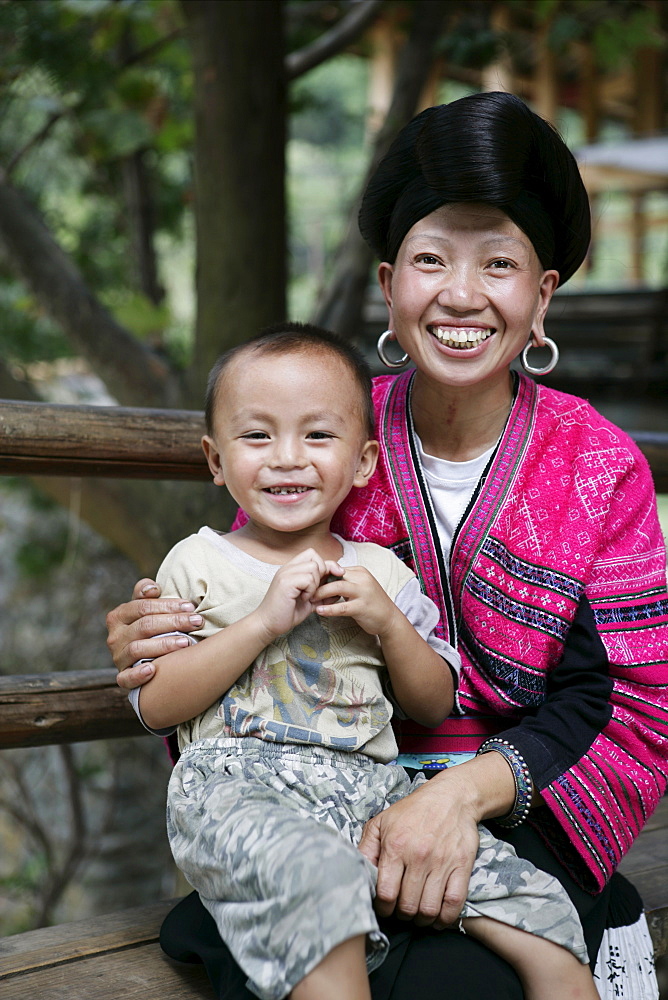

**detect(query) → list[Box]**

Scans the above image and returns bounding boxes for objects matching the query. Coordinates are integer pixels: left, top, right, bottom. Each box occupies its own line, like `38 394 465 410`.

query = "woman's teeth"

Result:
266 486 309 495
429 327 493 349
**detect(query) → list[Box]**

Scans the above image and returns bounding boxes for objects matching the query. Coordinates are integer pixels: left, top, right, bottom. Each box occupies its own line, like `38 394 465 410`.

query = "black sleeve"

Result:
496 593 613 790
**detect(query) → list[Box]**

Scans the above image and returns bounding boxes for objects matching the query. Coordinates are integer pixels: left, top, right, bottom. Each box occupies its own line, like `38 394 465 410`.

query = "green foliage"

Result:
0 0 194 370
288 54 369 318
439 13 501 69
534 1 664 65
15 524 69 580
4 480 59 512
546 11 585 50
0 853 49 895
0 278 73 365
103 289 169 339
290 54 367 148
79 107 154 159
592 5 663 69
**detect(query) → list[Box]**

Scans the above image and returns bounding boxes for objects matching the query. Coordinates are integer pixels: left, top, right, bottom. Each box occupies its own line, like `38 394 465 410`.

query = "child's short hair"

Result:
204 322 375 439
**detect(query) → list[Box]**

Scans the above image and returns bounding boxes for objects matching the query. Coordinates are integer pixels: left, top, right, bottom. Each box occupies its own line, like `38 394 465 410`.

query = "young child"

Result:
130 324 598 1000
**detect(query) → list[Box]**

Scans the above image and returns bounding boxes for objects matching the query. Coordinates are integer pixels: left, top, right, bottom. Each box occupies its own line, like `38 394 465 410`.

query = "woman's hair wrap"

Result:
359 92 591 286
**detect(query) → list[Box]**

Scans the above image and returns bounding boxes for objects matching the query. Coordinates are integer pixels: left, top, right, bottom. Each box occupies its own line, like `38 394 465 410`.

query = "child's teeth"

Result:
268 486 308 494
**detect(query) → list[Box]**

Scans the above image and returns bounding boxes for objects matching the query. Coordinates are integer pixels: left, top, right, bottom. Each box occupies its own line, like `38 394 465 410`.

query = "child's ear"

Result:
353 440 379 488
201 436 225 486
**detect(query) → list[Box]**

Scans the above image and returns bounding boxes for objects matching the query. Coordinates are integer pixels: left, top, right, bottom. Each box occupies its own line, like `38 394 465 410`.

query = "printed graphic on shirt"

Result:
219 613 391 752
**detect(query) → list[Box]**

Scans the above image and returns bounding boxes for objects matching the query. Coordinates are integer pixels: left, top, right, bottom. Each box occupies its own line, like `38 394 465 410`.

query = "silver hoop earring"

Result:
377 329 409 369
521 336 559 376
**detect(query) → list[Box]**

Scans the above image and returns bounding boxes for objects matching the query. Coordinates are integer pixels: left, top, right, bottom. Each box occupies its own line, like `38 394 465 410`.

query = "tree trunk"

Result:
122 150 164 307
0 175 180 408
182 0 287 404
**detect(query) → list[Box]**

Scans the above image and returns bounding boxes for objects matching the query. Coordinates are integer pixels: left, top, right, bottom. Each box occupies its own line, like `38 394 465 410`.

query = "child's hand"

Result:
254 549 328 640
313 564 401 638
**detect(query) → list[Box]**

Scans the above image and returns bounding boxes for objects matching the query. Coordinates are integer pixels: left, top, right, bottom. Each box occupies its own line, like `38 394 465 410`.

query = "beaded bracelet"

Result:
476 738 533 828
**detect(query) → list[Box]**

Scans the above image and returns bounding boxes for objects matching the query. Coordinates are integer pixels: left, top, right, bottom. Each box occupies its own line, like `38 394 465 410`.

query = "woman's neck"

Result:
410 370 514 462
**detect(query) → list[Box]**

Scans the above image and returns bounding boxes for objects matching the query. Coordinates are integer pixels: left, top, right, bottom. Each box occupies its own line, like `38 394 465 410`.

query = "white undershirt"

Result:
415 434 496 562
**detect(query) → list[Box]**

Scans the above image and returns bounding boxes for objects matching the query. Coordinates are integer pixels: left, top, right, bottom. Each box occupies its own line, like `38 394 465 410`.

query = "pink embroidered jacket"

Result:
331 372 668 892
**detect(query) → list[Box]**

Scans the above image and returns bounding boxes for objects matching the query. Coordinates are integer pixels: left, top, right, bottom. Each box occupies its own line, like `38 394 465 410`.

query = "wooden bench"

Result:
0 900 213 1000
0 668 667 998
0 398 667 998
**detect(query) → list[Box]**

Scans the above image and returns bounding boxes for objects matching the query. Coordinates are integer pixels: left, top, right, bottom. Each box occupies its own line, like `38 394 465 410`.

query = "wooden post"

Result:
366 17 399 140
631 192 647 287
533 17 558 125
482 4 513 94
578 42 600 276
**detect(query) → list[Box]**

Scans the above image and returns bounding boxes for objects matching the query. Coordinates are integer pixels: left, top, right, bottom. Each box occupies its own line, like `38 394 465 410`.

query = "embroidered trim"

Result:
482 537 582 601
467 573 571 641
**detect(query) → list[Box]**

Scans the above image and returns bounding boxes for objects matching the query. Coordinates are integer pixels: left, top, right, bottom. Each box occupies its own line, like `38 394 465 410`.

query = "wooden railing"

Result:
1 398 667 488
0 669 141 750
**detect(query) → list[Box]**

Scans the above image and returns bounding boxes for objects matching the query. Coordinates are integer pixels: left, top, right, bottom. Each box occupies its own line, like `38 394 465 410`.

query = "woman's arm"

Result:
507 454 668 891
355 594 614 925
359 514 667 923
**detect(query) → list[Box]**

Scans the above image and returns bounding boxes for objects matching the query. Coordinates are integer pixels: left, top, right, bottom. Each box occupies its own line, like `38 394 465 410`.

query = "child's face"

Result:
201 349 378 539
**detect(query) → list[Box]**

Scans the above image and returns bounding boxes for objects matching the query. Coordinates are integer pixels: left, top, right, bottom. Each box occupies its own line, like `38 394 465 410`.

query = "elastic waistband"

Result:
179 736 384 771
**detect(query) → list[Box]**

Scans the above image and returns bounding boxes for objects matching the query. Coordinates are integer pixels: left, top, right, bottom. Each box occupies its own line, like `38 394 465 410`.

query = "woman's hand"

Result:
106 579 203 687
358 753 516 928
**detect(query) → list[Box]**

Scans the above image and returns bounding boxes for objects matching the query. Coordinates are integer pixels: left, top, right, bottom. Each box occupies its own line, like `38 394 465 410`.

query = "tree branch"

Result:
36 744 87 927
121 26 184 70
0 172 182 408
286 0 384 80
5 111 65 179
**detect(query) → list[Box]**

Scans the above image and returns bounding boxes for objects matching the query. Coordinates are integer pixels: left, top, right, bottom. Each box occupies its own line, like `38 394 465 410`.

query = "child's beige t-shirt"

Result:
136 527 459 764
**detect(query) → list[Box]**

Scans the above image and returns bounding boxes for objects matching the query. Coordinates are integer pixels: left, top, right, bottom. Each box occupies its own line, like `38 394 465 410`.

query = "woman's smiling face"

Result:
378 203 559 390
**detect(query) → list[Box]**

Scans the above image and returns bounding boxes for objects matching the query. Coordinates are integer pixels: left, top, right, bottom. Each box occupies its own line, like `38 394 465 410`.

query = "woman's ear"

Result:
378 262 394 330
353 440 380 489
201 436 225 486
532 269 559 346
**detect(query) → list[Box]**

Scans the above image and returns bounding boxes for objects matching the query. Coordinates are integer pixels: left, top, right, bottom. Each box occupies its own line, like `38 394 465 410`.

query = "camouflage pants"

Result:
167 737 587 1000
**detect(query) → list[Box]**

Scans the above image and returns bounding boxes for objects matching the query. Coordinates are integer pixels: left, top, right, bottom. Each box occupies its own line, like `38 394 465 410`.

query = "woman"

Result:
109 92 667 999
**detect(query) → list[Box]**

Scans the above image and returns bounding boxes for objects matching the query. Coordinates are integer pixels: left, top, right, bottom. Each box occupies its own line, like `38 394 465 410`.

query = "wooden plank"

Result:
0 900 175 974
0 900 213 999
0 670 146 749
0 400 209 481
0 945 213 1000
0 901 213 998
